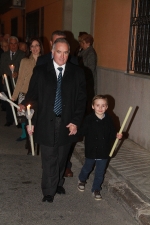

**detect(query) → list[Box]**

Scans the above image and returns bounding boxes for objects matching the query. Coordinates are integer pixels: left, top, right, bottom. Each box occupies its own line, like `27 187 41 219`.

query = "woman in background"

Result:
12 37 44 153
78 34 97 115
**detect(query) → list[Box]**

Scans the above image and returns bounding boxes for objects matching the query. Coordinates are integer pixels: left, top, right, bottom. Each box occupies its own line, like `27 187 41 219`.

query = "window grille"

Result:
127 0 150 75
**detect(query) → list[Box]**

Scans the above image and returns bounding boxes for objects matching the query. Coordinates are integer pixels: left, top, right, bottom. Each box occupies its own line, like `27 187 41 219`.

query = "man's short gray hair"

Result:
52 38 70 52
8 36 19 43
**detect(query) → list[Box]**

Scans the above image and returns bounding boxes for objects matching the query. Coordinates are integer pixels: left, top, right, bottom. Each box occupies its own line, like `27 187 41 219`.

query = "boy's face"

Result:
92 99 108 118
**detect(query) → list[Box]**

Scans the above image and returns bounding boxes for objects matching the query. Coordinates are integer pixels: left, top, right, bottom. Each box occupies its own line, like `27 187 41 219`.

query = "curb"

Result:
74 145 150 225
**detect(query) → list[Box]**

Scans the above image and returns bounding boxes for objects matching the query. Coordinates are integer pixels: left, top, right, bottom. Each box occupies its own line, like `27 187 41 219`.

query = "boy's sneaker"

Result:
77 180 86 191
92 190 102 200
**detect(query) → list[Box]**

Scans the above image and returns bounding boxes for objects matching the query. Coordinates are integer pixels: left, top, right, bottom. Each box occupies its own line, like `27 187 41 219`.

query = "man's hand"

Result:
66 123 77 135
12 72 18 78
18 104 26 112
26 125 34 135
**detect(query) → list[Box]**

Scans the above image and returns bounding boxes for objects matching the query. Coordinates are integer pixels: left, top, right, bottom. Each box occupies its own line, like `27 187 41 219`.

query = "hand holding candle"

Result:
9 64 16 88
0 92 25 112
27 105 35 156
109 106 133 157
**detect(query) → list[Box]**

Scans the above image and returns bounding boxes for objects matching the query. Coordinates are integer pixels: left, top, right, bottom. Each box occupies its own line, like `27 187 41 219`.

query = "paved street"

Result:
0 109 138 225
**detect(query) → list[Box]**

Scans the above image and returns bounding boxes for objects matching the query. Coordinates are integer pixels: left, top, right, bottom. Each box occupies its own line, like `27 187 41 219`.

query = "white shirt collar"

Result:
53 60 65 78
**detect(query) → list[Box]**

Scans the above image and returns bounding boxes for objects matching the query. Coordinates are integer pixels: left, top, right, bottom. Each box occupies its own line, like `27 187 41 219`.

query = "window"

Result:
26 7 44 42
11 17 18 36
127 0 150 75
26 10 39 41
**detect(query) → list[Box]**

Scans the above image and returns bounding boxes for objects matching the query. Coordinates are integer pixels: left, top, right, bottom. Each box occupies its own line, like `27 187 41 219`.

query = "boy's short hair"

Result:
92 95 108 105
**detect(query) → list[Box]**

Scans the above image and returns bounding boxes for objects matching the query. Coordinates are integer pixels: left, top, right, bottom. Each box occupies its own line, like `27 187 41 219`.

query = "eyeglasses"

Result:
30 44 40 48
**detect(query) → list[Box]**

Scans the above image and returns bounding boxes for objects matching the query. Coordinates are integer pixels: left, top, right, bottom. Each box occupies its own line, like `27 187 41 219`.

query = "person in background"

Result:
11 38 44 151
19 42 28 53
1 40 9 52
3 34 10 42
77 95 122 200
0 36 25 126
19 38 86 203
78 34 97 116
74 31 88 57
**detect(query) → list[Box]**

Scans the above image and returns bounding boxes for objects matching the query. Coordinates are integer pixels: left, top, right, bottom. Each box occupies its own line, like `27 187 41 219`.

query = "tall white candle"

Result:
4 74 11 97
3 74 18 125
109 106 133 157
27 105 35 156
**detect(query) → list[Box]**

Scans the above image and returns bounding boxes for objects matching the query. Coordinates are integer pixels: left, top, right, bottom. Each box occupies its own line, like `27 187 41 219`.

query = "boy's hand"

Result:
116 133 122 140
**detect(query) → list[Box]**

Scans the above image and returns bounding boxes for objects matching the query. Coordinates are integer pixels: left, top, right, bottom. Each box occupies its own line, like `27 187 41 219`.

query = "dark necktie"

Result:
53 67 63 116
12 52 15 59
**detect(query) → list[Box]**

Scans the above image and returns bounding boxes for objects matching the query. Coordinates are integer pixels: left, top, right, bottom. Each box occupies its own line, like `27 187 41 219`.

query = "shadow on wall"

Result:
64 30 79 55
105 94 120 132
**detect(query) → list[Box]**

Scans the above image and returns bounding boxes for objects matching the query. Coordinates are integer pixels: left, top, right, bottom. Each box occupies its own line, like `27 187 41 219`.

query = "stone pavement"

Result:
0 109 137 225
74 139 150 225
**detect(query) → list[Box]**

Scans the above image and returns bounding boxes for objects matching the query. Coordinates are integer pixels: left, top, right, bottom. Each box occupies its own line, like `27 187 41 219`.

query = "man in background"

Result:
0 36 25 126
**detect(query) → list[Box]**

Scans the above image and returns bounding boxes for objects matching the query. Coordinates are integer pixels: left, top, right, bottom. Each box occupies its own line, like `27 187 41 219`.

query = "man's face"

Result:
50 34 65 46
9 38 18 52
52 42 69 66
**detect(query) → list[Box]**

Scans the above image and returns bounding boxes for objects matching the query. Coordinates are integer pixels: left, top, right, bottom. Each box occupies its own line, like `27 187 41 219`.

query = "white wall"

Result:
97 67 150 151
72 0 93 39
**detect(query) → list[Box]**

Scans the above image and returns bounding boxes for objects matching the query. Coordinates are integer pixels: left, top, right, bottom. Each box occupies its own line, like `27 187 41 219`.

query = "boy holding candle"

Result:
77 95 122 200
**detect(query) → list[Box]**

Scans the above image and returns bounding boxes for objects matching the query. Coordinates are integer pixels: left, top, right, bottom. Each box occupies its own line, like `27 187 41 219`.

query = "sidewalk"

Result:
74 139 150 225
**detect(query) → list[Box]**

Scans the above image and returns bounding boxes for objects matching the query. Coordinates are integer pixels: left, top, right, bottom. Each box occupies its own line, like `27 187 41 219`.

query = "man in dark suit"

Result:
37 30 78 177
0 36 25 126
20 38 86 203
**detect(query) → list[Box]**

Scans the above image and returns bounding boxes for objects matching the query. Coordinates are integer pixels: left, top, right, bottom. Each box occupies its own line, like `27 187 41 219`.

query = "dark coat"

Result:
23 59 86 147
79 112 116 159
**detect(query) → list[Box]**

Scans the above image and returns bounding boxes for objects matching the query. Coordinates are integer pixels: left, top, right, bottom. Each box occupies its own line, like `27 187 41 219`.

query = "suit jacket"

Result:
23 59 86 147
0 49 25 92
79 112 116 159
37 52 78 66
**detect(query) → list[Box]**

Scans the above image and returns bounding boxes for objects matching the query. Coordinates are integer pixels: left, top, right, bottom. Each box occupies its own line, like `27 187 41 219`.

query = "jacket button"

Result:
50 119 53 121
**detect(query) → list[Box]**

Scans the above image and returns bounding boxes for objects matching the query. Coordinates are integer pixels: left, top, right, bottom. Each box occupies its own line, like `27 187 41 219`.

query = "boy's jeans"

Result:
79 158 108 192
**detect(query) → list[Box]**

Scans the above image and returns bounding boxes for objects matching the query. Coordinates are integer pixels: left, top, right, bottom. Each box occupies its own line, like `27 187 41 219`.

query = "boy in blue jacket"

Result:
78 95 122 200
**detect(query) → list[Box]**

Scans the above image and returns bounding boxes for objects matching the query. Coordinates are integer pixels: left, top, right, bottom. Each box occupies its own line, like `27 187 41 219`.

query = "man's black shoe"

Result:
56 186 66 194
4 122 13 127
42 195 54 203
